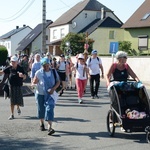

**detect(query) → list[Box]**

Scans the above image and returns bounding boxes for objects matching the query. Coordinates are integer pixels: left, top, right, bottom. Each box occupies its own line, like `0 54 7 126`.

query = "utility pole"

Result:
42 0 46 54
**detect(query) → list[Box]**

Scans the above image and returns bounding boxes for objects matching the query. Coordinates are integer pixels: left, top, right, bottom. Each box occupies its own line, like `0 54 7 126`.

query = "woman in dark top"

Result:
0 55 26 120
106 51 140 86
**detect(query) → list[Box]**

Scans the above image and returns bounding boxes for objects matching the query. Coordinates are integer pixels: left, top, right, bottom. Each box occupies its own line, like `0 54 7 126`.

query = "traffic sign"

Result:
109 42 119 54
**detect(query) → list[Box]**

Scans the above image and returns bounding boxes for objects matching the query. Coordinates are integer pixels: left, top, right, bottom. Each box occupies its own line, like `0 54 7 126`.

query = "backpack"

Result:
76 62 87 69
89 57 99 63
58 61 66 65
52 69 62 92
76 62 87 77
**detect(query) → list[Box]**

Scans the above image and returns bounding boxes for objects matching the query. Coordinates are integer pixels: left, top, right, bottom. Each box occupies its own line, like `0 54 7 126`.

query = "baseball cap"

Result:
10 55 18 61
91 50 97 55
40 57 50 66
46 52 51 56
60 54 65 57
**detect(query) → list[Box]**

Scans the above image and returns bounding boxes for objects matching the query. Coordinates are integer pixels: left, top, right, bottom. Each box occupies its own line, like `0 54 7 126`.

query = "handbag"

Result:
2 79 9 98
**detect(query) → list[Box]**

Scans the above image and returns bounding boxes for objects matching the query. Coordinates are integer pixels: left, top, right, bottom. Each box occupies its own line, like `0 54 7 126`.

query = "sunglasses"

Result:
119 56 127 59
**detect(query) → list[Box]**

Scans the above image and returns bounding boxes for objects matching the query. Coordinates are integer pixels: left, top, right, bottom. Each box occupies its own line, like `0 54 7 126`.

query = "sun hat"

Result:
40 57 50 66
91 50 97 55
10 55 18 61
78 53 84 59
115 51 127 59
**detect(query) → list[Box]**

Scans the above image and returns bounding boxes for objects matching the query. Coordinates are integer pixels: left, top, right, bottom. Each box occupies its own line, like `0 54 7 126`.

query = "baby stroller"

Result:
107 81 150 143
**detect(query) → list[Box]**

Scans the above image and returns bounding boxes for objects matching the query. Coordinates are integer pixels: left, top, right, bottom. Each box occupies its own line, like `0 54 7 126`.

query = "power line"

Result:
59 0 71 8
0 0 31 20
0 0 36 22
58 0 81 13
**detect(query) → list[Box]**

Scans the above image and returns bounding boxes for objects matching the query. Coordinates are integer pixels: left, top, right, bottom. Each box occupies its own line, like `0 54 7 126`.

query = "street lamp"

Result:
65 41 72 56
66 41 70 47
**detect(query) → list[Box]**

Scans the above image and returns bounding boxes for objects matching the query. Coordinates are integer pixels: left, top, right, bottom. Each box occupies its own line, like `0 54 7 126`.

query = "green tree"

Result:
0 45 8 66
60 32 93 56
119 41 137 55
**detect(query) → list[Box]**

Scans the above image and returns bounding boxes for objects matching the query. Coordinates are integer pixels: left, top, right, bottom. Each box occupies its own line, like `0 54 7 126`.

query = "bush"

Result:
0 45 8 66
119 41 138 56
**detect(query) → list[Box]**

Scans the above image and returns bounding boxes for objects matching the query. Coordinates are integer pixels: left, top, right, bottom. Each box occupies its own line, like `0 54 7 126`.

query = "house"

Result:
0 25 32 56
16 20 53 56
49 0 123 54
121 0 150 53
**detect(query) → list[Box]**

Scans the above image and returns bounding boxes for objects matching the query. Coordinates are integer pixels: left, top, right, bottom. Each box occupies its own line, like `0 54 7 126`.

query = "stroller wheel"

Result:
107 110 116 137
146 132 150 143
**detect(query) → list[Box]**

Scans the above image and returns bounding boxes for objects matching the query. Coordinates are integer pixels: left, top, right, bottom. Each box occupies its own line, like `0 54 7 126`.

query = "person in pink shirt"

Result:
73 53 88 104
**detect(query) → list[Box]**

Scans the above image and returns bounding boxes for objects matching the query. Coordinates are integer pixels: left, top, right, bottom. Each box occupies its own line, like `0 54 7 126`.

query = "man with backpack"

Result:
86 50 104 99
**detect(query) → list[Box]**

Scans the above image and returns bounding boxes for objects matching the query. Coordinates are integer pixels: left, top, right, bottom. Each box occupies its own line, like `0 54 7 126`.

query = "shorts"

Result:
58 72 66 81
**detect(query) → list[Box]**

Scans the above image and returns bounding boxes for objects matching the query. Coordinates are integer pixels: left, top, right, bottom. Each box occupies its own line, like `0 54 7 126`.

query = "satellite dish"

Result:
72 22 77 28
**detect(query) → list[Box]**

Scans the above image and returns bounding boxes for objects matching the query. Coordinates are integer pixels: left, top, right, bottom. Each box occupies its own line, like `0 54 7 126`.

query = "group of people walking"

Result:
0 49 140 136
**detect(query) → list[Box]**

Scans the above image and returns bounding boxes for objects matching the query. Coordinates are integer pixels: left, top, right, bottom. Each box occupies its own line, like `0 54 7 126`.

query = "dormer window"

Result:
141 13 150 20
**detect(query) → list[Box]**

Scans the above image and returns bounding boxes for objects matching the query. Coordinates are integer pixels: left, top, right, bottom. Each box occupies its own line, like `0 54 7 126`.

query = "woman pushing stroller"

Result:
106 51 140 86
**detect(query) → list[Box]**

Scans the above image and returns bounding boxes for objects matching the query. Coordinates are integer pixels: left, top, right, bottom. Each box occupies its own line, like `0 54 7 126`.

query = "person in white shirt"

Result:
57 54 69 96
86 50 104 99
73 53 88 104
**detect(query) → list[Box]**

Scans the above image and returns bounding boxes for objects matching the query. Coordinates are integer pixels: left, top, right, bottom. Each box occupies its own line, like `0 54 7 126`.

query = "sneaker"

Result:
91 96 94 99
8 115 14 120
40 124 46 131
78 99 83 104
48 128 55 135
95 95 99 99
121 127 125 132
17 108 21 115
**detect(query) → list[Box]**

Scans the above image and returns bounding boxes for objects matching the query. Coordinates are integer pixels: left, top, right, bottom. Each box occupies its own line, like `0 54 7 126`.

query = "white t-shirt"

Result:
75 63 87 80
58 61 66 72
86 57 102 75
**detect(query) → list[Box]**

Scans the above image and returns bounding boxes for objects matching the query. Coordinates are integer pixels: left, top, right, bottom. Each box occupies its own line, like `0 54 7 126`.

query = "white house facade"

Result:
0 26 32 56
48 0 123 55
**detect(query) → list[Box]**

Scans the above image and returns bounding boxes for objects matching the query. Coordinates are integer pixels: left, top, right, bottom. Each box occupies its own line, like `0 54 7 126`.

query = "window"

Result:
29 33 35 39
138 35 148 50
141 13 150 20
46 35 48 40
60 28 65 38
109 31 115 39
53 30 57 39
85 13 87 18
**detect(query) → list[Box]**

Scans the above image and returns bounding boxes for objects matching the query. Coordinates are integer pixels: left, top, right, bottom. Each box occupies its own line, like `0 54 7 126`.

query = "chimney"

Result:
16 26 19 29
23 24 26 27
101 7 105 20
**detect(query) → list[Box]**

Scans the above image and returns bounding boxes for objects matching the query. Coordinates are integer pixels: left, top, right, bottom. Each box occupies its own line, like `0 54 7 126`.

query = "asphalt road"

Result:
0 79 150 150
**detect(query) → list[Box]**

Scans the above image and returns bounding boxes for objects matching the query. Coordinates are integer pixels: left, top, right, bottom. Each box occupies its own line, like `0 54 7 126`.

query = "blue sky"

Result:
0 0 144 36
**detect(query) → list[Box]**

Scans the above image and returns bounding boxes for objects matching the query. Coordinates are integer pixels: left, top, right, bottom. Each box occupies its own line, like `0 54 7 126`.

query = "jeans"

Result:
89 74 100 96
36 94 45 119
